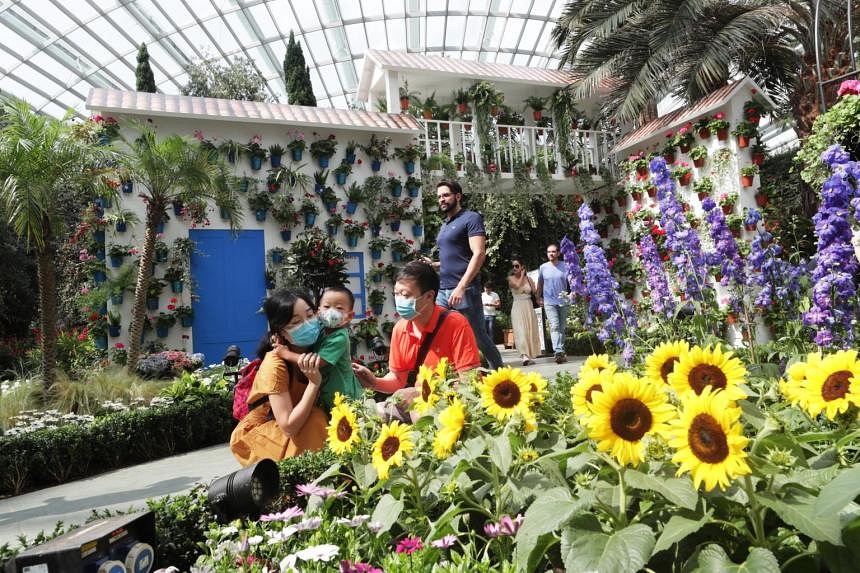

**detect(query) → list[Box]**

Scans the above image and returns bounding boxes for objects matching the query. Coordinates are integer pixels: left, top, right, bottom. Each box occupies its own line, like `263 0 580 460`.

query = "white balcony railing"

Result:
419 119 616 179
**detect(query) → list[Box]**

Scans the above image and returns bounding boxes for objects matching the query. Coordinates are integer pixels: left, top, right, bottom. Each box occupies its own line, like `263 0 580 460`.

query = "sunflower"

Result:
668 344 747 401
586 372 676 466
523 409 538 433
479 367 533 421
668 387 750 491
327 400 361 455
372 421 414 479
570 367 614 423
413 365 440 414
579 354 617 379
779 353 821 409
801 350 860 419
519 448 539 462
525 371 548 404
435 356 450 380
644 341 690 385
432 398 466 459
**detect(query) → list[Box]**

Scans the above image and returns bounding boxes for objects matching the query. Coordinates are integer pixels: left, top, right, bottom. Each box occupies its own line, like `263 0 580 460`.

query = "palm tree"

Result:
552 0 853 135
0 97 113 389
116 126 243 371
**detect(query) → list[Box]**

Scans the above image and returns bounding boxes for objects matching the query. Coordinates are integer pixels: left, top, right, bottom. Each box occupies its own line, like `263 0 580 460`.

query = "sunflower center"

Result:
688 364 728 394
687 413 729 464
585 384 602 403
380 436 400 461
421 380 431 401
336 416 353 442
660 357 679 383
821 370 852 401
609 398 653 441
492 380 522 408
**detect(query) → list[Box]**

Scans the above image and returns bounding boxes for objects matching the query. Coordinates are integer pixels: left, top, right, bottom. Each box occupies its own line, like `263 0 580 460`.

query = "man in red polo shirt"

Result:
352 261 480 400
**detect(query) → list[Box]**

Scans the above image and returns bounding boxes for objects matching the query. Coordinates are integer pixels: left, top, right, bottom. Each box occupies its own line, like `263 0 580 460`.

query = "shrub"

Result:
146 485 216 570
275 449 338 507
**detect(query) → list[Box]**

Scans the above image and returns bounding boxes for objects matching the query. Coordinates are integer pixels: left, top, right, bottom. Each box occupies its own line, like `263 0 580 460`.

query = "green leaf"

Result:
695 544 780 573
653 511 712 555
370 493 403 535
561 521 655 573
757 491 842 544
815 464 860 518
487 434 512 475
351 460 376 490
516 487 595 572
625 469 698 510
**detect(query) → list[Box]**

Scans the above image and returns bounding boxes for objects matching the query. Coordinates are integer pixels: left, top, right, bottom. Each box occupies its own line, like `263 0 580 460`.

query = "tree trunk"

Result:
126 211 158 372
36 242 58 391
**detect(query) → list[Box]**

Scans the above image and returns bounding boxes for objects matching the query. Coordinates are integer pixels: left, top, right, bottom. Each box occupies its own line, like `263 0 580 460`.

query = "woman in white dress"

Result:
507 258 542 366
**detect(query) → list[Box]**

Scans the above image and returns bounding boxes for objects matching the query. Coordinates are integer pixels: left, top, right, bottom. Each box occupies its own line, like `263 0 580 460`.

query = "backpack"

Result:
232 358 262 421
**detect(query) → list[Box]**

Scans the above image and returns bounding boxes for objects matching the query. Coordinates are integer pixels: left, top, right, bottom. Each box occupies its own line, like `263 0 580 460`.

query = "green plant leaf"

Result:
487 434 512 476
820 516 860 572
815 464 860 518
653 511 712 555
370 493 403 535
516 487 595 572
757 491 842 544
560 520 655 573
695 544 780 573
625 469 698 510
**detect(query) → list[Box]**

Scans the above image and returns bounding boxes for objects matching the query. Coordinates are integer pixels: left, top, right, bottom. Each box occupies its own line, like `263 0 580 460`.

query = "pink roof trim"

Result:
86 88 422 134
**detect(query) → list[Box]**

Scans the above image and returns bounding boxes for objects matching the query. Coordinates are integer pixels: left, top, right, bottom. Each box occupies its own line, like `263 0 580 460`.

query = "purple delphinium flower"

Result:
701 197 746 287
560 234 585 298
802 144 859 347
744 207 761 228
638 234 675 317
650 157 709 301
745 231 806 312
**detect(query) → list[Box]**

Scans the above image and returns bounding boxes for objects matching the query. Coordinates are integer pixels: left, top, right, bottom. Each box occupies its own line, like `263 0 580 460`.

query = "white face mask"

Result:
319 308 345 328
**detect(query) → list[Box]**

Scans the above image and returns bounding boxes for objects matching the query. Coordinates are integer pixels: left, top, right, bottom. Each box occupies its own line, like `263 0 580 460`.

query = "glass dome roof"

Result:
0 0 566 117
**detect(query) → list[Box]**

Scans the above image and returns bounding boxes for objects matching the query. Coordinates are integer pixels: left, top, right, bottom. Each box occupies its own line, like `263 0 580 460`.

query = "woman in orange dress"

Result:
230 289 329 466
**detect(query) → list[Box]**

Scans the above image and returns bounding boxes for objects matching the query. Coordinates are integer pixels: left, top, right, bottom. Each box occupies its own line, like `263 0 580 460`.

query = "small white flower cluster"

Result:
1 377 37 393
5 409 95 436
100 400 130 412
149 396 174 408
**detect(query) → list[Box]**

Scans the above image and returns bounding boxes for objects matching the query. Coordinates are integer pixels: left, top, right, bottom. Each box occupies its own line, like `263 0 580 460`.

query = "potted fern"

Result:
300 194 320 226
344 182 364 214
333 161 352 185
524 96 546 121
272 194 298 241
268 143 285 168
248 190 273 222
394 144 422 174
310 134 338 168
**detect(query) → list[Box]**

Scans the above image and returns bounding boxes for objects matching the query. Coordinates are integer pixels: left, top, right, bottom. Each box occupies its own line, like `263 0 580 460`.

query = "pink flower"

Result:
193 129 204 141
484 514 524 537
430 534 457 548
260 506 304 522
837 80 860 97
251 134 262 145
665 130 673 138
395 536 423 555
714 112 725 120
296 483 346 498
340 561 383 573
114 342 125 349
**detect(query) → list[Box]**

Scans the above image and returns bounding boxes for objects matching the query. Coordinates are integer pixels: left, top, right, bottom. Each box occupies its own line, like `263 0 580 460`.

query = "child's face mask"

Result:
319 308 345 328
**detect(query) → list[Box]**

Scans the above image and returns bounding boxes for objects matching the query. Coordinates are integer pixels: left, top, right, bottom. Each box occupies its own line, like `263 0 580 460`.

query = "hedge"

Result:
0 395 233 496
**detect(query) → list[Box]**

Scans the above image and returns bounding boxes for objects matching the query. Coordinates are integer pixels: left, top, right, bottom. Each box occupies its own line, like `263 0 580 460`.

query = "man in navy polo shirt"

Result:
424 180 504 369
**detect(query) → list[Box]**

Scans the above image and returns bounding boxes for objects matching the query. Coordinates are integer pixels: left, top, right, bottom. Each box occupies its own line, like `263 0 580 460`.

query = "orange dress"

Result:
230 351 328 466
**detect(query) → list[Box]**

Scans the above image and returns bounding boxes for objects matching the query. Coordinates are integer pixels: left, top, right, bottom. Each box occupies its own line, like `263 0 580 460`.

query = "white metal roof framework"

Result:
0 0 567 118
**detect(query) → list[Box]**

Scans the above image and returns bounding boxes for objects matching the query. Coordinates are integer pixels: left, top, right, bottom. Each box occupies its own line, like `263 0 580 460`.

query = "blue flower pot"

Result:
412 224 423 236
94 335 108 350
272 252 284 264
110 255 124 268
318 155 330 169
291 148 303 162
108 325 121 338
121 181 133 194
304 212 317 226
325 202 338 213
180 317 194 327
280 230 292 242
372 274 382 283
371 160 382 172
173 201 184 216
220 207 229 220
95 248 105 261
171 280 184 293
156 326 169 338
346 235 359 247
391 186 402 198
115 221 127 233
94 197 106 209
93 270 107 284
240 178 250 193
335 172 347 185
408 186 420 198
345 152 356 164
110 293 124 305
255 209 267 222
270 154 282 168
156 250 168 263
392 251 403 262
155 222 164 234
314 184 324 195
326 224 339 237
404 161 415 174
227 150 237 164
389 220 401 232
371 303 384 315
250 156 263 170
146 297 159 310
99 303 107 315
371 225 381 237
371 249 382 260
94 230 106 244
266 280 276 290
346 201 358 214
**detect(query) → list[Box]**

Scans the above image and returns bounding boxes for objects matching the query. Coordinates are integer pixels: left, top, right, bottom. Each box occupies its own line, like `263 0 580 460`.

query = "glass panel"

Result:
268 1 299 36
330 94 347 108
530 0 554 17
247 4 278 39
42 101 70 118
202 16 240 53
183 25 215 57
386 18 407 51
463 15 484 50
344 23 368 54
308 66 326 97
461 50 479 60
67 1 99 21
361 0 385 19
383 0 406 18
182 0 217 21
518 18 543 52
90 16 136 52
337 60 358 90
155 1 193 28
337 0 363 21
294 3 320 31
536 24 554 54
318 64 342 95
427 0 447 11
482 16 503 48
512 52 530 66
0 23 37 56
426 15 444 48
318 0 341 26
304 30 331 65
89 0 118 13
489 0 512 15
469 0 490 13
445 15 465 47
67 28 112 63
406 16 421 51
364 20 387 50
325 26 351 60
18 63 64 95
31 3 75 34
499 16 524 50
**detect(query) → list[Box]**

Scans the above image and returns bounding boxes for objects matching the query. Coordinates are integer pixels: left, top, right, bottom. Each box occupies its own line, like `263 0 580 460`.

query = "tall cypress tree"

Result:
283 32 316 106
136 43 157 93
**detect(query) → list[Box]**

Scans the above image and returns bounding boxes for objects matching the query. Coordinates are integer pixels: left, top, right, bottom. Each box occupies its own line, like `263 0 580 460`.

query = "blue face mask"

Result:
287 317 321 347
395 295 419 320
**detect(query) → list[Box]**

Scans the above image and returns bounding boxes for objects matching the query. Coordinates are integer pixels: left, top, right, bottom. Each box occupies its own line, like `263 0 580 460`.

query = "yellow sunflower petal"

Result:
413 370 439 414
668 344 747 401
644 340 690 385
479 367 533 421
570 367 614 423
327 401 361 455
372 421 414 479
435 357 450 380
801 350 860 420
432 398 466 459
525 372 548 404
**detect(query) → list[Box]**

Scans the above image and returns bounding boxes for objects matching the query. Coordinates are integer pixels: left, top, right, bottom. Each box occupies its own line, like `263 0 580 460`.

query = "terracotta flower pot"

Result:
745 223 757 232
490 105 499 117
717 128 729 141
636 166 649 178
751 153 764 166
457 103 468 114
647 187 657 198
631 191 642 201
533 110 542 121
737 135 750 148
727 313 737 325
498 126 509 136
678 172 693 186
722 204 733 215
731 228 741 238
663 152 676 164
693 157 705 168
679 143 691 153
755 193 769 208
422 110 433 119
741 174 755 188
698 127 711 139
616 196 626 207
697 191 710 201
399 97 410 111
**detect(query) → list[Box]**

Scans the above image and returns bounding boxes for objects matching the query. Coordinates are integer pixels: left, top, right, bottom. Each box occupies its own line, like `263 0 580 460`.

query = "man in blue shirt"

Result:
425 180 504 369
537 243 569 364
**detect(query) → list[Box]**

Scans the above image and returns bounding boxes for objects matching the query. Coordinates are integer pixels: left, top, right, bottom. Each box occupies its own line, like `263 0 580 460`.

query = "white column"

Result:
384 70 400 114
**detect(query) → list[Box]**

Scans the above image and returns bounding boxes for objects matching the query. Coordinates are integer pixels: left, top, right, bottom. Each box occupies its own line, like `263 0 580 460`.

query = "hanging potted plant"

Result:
333 161 352 186
454 88 470 114
154 312 176 338
468 80 502 135
368 236 389 260
106 208 139 234
248 190 273 222
265 266 276 290
630 155 649 179
146 279 165 310
750 142 766 166
389 236 412 262
268 143 285 168
287 131 306 162
404 176 422 198
672 162 693 186
420 92 437 120
269 246 287 264
394 143 422 174
344 140 358 164
313 169 329 194
740 164 759 188
694 117 712 139
245 135 267 170
662 132 677 164
320 186 339 213
361 134 391 172
88 314 108 349
688 145 708 168
174 305 194 328
693 176 714 201
107 243 130 268
266 169 283 193
300 194 320 226
368 262 386 283
743 207 761 231
524 96 546 121
107 311 122 338
309 134 338 168
162 266 184 293
325 212 343 237
344 182 365 214
717 192 738 215
219 139 243 164
755 188 770 208
743 99 766 125
726 214 743 238
368 288 387 315
398 82 417 112
343 219 368 247
673 123 694 153
387 173 403 197
271 194 298 241
731 120 758 149
407 209 424 236
708 112 730 141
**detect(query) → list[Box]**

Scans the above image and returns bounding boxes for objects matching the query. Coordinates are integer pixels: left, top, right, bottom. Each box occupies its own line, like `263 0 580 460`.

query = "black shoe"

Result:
554 353 567 364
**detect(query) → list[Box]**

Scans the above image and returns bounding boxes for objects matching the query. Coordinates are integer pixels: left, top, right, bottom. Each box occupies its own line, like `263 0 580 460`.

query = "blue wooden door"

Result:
189 230 268 364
